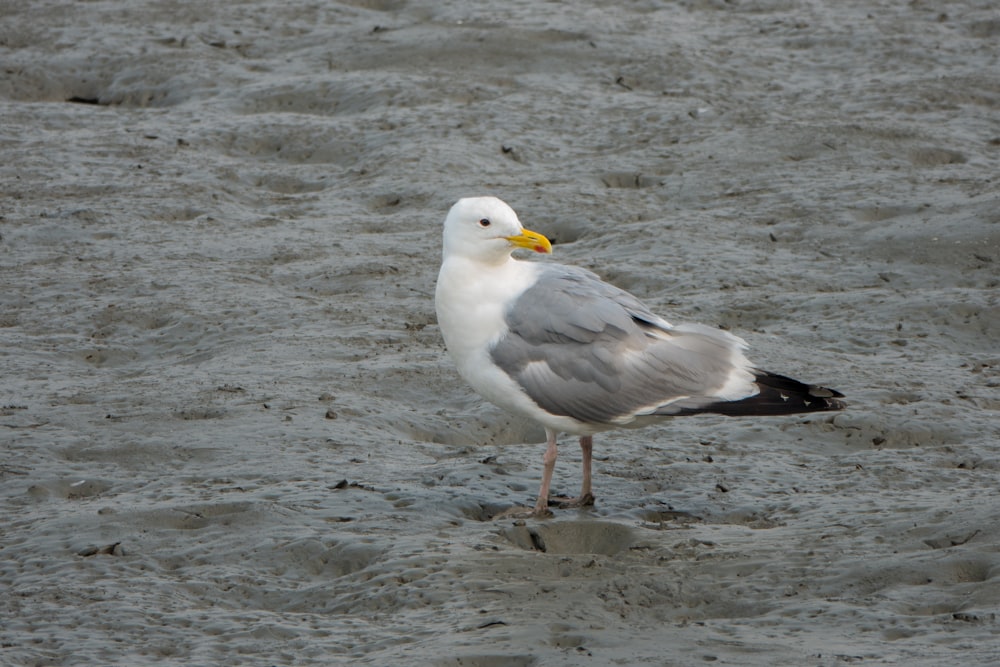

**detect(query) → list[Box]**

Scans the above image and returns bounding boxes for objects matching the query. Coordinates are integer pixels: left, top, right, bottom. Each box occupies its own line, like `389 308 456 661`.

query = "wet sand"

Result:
2 1 999 665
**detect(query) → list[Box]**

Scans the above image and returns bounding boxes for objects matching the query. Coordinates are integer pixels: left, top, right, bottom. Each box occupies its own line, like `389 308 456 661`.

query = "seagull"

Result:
435 196 845 518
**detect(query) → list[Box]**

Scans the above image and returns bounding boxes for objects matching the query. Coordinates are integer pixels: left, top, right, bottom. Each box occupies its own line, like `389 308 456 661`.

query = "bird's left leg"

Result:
556 435 596 508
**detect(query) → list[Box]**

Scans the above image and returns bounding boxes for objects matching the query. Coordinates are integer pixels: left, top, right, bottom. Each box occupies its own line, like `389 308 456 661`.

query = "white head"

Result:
442 196 552 264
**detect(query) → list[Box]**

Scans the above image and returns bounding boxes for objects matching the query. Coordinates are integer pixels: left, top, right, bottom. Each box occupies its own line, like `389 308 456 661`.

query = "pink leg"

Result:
579 435 594 501
556 435 596 508
532 429 559 516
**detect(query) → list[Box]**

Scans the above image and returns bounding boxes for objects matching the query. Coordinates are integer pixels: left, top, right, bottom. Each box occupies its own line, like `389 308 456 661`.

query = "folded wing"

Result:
489 266 762 425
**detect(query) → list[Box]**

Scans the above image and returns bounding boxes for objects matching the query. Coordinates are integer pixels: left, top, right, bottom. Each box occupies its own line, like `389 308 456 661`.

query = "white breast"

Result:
435 256 589 433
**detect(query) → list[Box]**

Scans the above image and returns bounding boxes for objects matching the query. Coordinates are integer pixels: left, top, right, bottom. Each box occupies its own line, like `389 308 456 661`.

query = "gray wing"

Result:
490 265 748 424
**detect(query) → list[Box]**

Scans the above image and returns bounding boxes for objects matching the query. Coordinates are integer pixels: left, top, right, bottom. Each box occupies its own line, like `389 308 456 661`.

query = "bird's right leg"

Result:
531 428 560 516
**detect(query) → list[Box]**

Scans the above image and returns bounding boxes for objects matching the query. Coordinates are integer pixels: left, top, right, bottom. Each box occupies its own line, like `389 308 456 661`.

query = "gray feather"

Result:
490 265 742 424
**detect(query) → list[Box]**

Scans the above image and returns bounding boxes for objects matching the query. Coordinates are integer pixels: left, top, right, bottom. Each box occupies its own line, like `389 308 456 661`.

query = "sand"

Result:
2 0 999 665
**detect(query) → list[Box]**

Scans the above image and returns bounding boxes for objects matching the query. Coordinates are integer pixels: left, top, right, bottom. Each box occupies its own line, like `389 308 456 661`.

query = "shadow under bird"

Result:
435 196 846 518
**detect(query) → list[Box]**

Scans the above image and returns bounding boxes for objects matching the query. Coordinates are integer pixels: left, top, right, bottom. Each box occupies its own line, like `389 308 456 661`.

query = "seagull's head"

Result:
443 196 552 263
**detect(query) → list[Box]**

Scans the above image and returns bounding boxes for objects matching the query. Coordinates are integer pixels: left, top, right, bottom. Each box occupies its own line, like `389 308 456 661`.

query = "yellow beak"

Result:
505 228 552 254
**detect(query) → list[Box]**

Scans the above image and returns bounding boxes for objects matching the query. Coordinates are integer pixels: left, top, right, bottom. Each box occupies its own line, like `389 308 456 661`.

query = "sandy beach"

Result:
2 1 999 664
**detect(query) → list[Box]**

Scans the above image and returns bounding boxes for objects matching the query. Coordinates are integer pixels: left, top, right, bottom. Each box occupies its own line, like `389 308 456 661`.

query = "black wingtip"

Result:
685 370 846 417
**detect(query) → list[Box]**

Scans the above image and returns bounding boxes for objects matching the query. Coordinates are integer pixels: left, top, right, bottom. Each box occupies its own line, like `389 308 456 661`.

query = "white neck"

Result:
435 255 541 368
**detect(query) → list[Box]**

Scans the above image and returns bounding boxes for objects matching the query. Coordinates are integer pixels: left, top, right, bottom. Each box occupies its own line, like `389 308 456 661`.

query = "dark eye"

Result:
478 218 491 228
